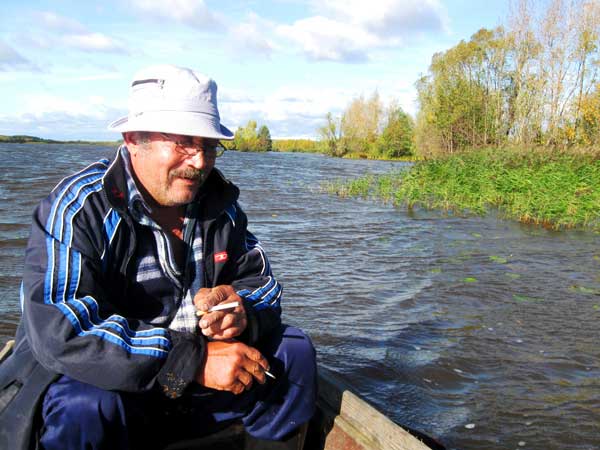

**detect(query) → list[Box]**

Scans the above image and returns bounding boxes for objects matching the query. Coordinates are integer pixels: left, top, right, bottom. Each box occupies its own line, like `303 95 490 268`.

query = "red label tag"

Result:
214 251 228 263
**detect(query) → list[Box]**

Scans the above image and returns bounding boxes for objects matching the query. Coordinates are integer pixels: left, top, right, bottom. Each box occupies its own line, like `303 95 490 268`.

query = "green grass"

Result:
323 147 600 231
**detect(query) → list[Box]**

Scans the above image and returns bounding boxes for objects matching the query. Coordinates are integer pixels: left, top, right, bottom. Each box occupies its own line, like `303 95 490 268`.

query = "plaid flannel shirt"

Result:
121 145 202 334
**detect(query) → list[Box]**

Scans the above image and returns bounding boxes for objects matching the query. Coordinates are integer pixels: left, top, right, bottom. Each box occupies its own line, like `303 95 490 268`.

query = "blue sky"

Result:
0 0 509 140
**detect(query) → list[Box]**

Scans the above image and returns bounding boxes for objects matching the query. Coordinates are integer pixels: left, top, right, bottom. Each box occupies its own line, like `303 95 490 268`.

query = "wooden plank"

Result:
317 367 432 450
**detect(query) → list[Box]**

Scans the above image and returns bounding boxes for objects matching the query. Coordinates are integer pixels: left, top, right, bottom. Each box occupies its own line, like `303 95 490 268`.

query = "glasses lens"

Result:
160 133 224 158
215 146 226 157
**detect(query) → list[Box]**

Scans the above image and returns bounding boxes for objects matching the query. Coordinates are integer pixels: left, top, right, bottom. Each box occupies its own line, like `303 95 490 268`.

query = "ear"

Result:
123 132 136 146
123 132 141 156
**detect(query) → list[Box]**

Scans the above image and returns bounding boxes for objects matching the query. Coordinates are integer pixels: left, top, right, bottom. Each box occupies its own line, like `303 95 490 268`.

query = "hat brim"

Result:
108 111 234 140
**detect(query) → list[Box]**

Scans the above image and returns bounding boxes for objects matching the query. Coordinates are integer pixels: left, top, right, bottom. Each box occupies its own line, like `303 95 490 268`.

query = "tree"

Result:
376 105 415 158
257 125 272 151
416 28 508 154
340 92 383 156
318 112 342 156
233 120 265 152
579 83 600 145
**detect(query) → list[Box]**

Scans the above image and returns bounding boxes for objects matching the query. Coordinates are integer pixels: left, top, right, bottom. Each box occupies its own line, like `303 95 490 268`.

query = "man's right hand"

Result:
195 340 270 394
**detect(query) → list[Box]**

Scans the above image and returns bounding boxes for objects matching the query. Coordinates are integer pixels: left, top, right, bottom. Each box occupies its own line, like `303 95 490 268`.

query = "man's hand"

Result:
196 340 269 394
194 285 247 339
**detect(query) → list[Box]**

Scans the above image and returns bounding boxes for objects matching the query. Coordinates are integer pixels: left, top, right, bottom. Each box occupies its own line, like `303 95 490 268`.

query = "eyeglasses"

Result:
158 133 227 158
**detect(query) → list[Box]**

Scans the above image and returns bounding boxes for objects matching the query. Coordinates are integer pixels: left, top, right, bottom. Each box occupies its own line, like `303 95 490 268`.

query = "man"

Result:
0 65 317 450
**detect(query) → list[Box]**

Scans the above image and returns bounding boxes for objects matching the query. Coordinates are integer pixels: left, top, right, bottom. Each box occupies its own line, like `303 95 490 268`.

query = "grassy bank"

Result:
324 148 600 231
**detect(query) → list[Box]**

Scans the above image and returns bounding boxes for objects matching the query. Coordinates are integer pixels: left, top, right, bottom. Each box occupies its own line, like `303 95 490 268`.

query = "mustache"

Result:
169 167 205 181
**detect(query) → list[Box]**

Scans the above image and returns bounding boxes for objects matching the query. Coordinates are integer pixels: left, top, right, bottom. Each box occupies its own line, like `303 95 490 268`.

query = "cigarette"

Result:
195 301 239 316
264 370 276 379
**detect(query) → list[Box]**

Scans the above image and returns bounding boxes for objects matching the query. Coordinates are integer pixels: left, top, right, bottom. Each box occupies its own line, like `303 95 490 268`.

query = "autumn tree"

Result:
318 112 342 156
257 125 272 151
376 104 415 158
579 83 600 145
233 120 272 152
339 92 383 156
415 0 600 153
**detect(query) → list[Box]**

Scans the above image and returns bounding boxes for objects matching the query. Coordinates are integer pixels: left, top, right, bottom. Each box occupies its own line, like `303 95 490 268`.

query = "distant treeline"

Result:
221 120 274 152
223 121 320 153
272 139 319 153
0 135 120 145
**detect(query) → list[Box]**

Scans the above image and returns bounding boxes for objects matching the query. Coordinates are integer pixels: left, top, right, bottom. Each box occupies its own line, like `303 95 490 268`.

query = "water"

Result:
1 144 599 449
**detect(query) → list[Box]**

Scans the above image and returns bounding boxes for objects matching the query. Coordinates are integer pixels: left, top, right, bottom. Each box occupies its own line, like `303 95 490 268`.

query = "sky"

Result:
0 0 511 141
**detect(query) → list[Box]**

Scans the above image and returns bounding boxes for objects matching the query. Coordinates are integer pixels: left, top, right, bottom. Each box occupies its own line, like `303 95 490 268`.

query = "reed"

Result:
324 147 600 231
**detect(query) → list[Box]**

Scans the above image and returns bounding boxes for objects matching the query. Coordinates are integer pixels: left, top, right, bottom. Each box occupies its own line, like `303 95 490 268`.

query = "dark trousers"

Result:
39 325 317 450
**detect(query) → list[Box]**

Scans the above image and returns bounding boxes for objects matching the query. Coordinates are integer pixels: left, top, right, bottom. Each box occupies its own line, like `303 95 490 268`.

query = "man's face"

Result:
127 132 219 207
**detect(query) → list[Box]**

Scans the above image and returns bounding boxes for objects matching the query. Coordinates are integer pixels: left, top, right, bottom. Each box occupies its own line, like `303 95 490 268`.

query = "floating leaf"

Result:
471 233 482 238
489 255 508 264
513 294 543 303
569 285 597 294
581 286 596 294
506 273 521 279
463 277 478 283
593 304 600 311
594 255 600 261
429 268 442 274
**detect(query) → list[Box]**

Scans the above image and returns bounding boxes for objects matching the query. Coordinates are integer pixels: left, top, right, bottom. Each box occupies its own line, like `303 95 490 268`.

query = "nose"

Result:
186 151 212 169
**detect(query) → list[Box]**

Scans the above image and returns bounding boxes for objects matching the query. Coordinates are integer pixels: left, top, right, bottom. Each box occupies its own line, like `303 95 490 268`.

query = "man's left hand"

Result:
194 285 247 339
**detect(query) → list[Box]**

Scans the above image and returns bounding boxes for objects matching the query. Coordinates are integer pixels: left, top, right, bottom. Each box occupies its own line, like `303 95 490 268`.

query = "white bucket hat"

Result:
108 64 234 140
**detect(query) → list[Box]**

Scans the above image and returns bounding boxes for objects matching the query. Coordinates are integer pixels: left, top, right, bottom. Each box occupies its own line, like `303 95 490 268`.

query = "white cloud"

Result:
275 0 448 62
68 73 123 82
61 33 129 54
0 41 37 71
129 0 224 29
318 0 447 35
34 11 87 34
277 16 378 62
0 111 120 140
0 93 125 140
220 85 357 138
27 11 129 54
22 94 113 119
230 13 278 58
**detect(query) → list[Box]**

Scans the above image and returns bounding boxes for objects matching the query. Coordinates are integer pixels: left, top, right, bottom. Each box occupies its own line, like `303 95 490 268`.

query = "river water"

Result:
1 144 599 449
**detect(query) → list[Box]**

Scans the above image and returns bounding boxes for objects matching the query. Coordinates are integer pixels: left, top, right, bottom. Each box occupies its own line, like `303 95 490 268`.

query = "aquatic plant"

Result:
324 147 600 231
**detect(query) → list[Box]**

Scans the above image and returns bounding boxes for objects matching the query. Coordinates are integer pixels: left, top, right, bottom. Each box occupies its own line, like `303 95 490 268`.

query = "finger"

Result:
230 381 245 395
201 310 244 331
240 357 267 384
201 320 240 339
244 348 269 371
219 313 238 330
199 311 227 329
200 312 236 335
238 370 254 390
248 362 267 384
193 288 213 310
195 287 229 313
211 326 244 340
210 286 232 304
